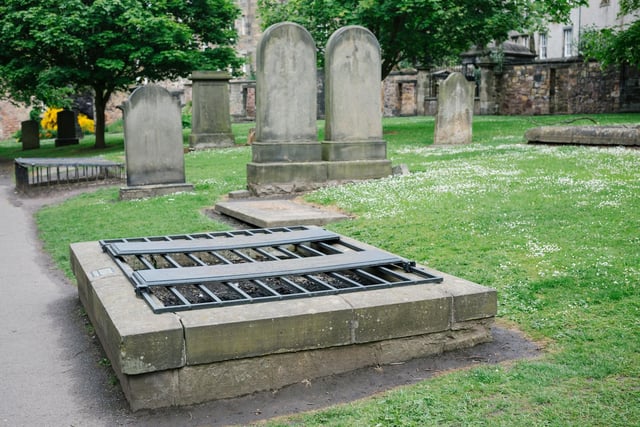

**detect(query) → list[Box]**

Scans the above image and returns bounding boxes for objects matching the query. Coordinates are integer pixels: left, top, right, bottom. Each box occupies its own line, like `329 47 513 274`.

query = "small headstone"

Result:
253 22 320 163
434 72 474 145
20 120 40 150
323 25 386 161
54 110 80 147
119 85 193 199
189 71 235 150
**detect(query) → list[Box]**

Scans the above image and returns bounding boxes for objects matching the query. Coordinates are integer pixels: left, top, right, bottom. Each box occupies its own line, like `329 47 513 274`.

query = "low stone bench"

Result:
15 157 124 192
525 125 640 147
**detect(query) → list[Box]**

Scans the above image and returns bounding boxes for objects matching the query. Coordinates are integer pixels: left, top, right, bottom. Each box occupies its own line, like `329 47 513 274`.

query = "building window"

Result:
601 0 610 6
539 33 548 59
563 28 573 57
521 35 529 47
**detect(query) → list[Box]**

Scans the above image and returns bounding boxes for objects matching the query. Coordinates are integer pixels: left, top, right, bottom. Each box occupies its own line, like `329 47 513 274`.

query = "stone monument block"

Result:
20 120 40 150
189 71 235 150
54 110 79 147
434 72 474 145
323 25 386 161
252 22 320 163
119 85 193 199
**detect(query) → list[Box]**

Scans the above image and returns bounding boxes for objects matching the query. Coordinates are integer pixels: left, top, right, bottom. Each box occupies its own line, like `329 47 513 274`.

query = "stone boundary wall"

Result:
0 100 30 141
2 61 638 140
497 59 623 115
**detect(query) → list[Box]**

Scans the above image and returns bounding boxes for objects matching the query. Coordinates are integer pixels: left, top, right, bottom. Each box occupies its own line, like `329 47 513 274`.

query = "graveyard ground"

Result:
0 114 638 426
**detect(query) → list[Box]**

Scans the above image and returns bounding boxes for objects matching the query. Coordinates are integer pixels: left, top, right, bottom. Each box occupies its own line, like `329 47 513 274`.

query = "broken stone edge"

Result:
119 183 195 200
70 237 496 411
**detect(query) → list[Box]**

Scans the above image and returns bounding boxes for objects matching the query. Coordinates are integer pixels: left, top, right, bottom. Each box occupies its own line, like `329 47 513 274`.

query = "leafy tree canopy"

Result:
581 0 640 67
258 0 588 79
0 0 242 148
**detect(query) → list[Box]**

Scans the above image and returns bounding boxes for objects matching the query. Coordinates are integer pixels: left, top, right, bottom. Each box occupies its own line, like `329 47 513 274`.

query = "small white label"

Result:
91 267 115 278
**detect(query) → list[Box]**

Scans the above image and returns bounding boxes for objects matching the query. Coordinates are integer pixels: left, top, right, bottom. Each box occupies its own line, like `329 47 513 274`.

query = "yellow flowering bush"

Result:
77 113 95 134
40 107 62 138
40 107 95 138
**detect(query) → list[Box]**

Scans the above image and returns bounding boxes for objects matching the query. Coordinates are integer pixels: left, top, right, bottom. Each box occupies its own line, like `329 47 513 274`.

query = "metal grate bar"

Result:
132 250 403 288
102 226 339 257
100 226 443 313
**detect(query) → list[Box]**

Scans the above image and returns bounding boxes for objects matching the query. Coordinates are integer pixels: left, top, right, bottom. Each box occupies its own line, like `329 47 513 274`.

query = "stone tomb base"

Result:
247 159 392 196
70 237 496 411
119 183 194 200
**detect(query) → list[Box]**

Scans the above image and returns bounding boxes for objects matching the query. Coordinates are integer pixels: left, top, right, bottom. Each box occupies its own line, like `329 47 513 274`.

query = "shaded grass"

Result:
2 113 639 425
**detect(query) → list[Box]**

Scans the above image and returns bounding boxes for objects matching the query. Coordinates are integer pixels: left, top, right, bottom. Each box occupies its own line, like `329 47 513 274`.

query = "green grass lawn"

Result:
1 114 638 425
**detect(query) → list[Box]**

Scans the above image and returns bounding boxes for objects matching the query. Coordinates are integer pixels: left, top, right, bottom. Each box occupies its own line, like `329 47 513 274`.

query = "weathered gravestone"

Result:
434 72 474 145
119 85 193 200
323 25 391 180
244 23 391 196
247 22 324 195
54 109 80 147
20 120 40 150
189 71 235 150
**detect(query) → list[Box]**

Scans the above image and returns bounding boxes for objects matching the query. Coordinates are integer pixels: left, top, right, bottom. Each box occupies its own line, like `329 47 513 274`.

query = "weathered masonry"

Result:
71 226 497 410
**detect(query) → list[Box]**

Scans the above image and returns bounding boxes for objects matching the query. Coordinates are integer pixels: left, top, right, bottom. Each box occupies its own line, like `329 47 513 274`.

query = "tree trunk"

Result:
93 88 110 149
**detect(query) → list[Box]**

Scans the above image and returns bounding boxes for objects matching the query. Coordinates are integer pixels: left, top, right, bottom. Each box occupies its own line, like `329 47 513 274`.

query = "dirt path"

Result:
0 160 541 426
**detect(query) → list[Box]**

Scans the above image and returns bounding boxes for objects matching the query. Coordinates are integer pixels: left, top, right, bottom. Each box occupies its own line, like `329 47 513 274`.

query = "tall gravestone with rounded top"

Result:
247 22 325 195
434 72 474 145
119 84 193 200
323 25 391 180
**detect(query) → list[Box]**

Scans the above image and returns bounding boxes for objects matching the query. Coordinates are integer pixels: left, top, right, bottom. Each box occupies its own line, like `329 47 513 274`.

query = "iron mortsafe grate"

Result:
100 226 443 313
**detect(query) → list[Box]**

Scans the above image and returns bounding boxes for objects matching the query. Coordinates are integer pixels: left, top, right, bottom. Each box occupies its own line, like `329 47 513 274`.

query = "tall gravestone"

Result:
20 120 40 150
119 85 193 200
54 109 79 147
189 71 235 150
322 25 391 180
434 72 474 145
243 23 391 196
247 22 323 195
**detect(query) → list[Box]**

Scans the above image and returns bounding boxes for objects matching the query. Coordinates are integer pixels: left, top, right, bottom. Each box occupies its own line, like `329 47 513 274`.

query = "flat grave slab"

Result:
215 198 349 227
525 125 640 146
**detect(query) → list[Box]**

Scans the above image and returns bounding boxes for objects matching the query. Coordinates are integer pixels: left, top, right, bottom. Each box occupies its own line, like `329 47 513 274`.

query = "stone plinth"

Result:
189 71 235 150
70 236 496 411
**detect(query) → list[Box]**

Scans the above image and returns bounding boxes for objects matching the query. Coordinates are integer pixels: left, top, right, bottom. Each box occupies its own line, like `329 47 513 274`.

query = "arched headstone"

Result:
253 22 320 163
434 72 474 145
323 25 386 161
119 85 193 199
